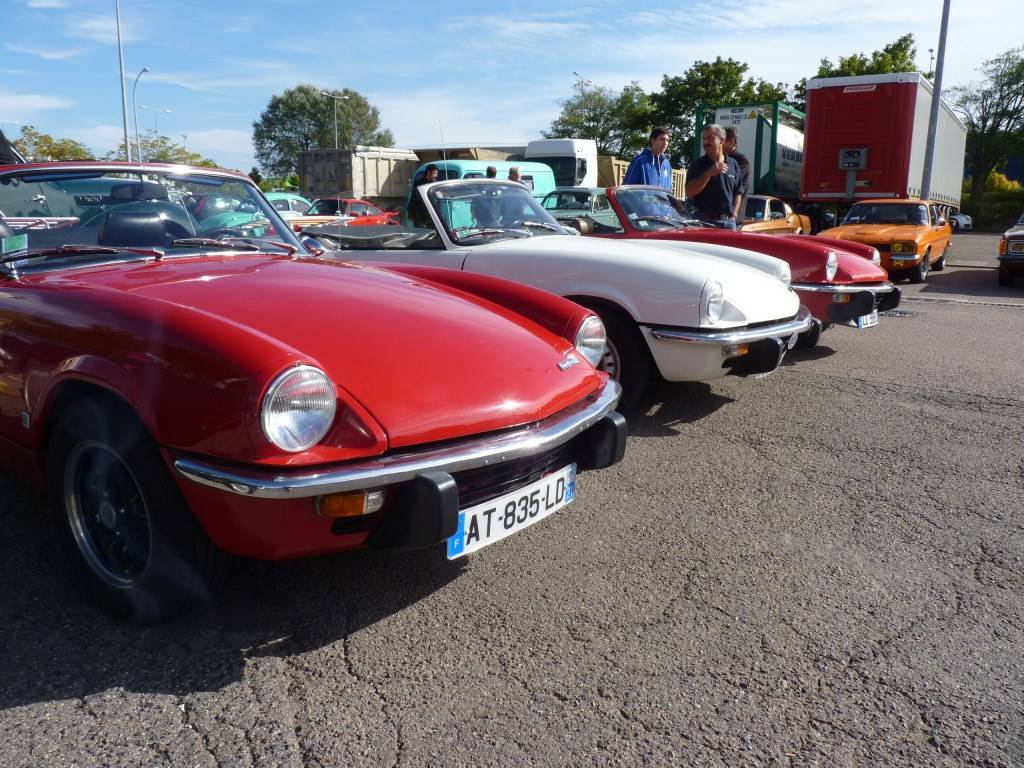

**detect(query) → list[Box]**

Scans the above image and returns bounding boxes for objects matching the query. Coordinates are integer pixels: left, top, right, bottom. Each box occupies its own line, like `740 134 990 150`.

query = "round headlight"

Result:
825 251 839 281
703 280 724 324
574 315 606 368
870 248 881 266
261 365 337 453
776 260 791 285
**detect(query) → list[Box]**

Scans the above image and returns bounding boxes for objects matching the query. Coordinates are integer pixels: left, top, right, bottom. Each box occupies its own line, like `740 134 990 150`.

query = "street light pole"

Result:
319 91 350 150
114 0 131 161
132 66 149 162
920 0 951 203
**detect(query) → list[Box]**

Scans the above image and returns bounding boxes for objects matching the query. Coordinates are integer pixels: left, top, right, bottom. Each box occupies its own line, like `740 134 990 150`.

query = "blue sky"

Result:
2 0 1019 172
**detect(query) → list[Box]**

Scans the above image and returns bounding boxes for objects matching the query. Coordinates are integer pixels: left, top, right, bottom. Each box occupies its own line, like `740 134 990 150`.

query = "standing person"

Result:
623 127 673 190
685 124 743 229
723 127 750 221
408 164 439 227
508 166 529 188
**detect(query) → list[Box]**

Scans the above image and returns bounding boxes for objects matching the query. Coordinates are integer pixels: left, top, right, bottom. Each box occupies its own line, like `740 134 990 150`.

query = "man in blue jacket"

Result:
623 127 673 190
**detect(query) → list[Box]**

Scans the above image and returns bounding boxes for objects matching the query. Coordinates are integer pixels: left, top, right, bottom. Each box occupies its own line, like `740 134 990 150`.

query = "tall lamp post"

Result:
920 0 951 204
131 66 149 162
114 0 131 161
138 105 171 159
319 91 350 150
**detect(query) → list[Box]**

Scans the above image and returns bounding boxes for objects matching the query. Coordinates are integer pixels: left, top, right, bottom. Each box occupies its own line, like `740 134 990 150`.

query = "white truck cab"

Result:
524 139 598 188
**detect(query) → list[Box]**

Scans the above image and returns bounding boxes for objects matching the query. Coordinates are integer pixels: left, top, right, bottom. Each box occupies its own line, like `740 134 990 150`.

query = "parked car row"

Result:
0 160 916 623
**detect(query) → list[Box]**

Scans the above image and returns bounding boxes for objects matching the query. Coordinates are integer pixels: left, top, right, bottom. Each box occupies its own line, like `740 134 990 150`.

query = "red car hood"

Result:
54 254 601 448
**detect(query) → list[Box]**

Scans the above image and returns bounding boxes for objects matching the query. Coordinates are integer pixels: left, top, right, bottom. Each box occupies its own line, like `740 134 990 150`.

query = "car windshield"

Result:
1017 211 1024 226
429 181 567 243
308 199 349 215
843 203 929 225
542 190 593 211
614 187 690 229
0 166 301 270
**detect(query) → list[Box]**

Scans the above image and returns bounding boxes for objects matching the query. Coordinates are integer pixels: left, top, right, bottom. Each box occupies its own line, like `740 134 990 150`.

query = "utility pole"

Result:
920 0 950 203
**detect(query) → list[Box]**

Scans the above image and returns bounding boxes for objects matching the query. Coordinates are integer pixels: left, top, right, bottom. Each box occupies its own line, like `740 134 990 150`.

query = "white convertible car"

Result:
304 180 812 408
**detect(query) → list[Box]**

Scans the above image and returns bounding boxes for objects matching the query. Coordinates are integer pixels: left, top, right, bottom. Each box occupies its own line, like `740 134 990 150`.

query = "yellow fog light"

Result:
832 294 851 303
318 489 386 518
722 343 749 357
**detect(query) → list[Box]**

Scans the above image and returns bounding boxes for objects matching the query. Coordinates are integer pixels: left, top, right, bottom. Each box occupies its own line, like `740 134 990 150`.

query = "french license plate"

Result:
446 463 576 559
856 309 879 329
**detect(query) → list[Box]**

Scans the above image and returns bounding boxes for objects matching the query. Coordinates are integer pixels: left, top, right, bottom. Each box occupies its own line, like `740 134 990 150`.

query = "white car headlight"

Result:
870 248 881 266
261 365 337 452
702 280 724 324
825 251 839 281
776 260 791 285
574 315 606 368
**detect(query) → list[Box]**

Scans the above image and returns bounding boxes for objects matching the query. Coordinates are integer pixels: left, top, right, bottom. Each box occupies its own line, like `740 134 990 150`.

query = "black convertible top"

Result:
303 224 442 251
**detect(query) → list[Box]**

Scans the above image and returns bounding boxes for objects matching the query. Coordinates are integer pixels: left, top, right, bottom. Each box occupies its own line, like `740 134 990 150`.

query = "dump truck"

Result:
800 72 966 209
298 146 420 210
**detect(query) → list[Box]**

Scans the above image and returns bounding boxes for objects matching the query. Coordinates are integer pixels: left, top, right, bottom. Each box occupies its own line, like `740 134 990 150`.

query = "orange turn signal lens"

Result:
833 294 851 303
722 343 749 357
318 489 385 518
999 240 1007 255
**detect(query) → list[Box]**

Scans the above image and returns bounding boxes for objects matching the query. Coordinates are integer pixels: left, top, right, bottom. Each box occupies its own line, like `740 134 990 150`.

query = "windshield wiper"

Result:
635 215 679 225
2 244 163 265
170 237 262 251
452 227 531 242
516 221 562 232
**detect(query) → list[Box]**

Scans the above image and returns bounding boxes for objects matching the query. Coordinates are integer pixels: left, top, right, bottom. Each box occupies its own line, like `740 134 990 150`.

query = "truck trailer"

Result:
695 101 805 199
800 72 966 209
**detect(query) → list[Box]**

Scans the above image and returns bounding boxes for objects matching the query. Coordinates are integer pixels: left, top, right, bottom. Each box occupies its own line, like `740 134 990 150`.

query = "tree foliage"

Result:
544 81 654 157
948 47 1024 207
651 58 788 165
13 125 94 161
252 84 394 176
791 34 919 112
103 131 217 166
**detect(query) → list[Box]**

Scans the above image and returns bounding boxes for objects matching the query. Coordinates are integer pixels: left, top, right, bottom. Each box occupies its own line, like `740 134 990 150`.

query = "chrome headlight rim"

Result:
776 260 792 286
261 364 337 453
701 279 725 325
825 251 839 281
869 247 881 266
573 315 607 368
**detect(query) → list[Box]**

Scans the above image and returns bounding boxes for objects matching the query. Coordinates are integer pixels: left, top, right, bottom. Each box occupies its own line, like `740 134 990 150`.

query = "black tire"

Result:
590 308 652 413
795 321 822 349
47 396 228 623
933 246 946 272
909 249 929 284
998 267 1013 287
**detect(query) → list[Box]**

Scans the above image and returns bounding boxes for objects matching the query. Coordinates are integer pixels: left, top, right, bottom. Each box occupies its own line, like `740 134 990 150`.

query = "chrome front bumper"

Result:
791 281 897 295
647 306 813 346
174 378 622 499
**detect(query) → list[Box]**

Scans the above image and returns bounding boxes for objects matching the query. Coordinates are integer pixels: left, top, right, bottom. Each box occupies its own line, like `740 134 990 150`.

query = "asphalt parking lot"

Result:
1 233 1021 767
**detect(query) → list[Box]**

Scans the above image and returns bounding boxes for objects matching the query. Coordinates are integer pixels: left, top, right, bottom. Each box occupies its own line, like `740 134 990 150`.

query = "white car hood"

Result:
470 234 799 328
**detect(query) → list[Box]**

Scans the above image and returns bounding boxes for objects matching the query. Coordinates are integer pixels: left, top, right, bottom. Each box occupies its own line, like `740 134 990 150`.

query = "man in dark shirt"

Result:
684 124 743 229
723 126 750 220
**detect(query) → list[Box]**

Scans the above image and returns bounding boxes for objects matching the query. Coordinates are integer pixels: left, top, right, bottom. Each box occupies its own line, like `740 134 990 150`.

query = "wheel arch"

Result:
39 378 148 453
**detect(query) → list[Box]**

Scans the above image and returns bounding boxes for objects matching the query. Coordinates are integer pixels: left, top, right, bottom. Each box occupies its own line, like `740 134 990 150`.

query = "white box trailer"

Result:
298 146 420 208
801 72 966 208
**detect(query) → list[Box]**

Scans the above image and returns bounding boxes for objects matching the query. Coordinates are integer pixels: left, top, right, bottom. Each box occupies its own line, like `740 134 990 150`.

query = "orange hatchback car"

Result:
819 199 952 283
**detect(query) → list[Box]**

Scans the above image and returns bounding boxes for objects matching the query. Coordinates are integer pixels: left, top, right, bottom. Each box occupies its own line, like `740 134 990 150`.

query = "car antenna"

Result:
439 121 448 163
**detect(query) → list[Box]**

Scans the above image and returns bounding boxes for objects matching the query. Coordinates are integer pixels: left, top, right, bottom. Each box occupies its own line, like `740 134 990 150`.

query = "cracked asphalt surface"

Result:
1 234 1021 767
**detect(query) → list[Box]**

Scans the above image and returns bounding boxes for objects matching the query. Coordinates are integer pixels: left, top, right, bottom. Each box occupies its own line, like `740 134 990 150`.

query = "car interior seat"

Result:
98 210 169 247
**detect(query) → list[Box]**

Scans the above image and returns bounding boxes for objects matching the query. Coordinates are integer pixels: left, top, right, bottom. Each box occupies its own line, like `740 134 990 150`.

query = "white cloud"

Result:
0 90 74 121
182 128 252 156
6 43 82 61
25 0 69 7
450 13 586 47
65 14 143 44
66 124 127 154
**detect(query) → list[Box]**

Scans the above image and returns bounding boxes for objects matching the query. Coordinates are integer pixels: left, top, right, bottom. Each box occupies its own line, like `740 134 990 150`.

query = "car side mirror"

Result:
937 217 946 226
301 236 326 256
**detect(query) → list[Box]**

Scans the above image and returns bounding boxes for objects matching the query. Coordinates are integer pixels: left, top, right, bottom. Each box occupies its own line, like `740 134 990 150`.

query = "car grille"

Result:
451 444 575 508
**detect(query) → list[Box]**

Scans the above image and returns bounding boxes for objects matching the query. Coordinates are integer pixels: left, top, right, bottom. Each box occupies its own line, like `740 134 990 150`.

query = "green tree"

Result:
104 131 217 166
249 167 263 185
544 81 654 157
651 58 788 165
252 84 394 176
13 125 94 161
948 47 1024 208
791 34 919 112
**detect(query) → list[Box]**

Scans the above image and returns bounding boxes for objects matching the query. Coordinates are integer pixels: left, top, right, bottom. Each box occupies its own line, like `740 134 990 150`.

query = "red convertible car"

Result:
0 162 625 621
551 185 901 347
